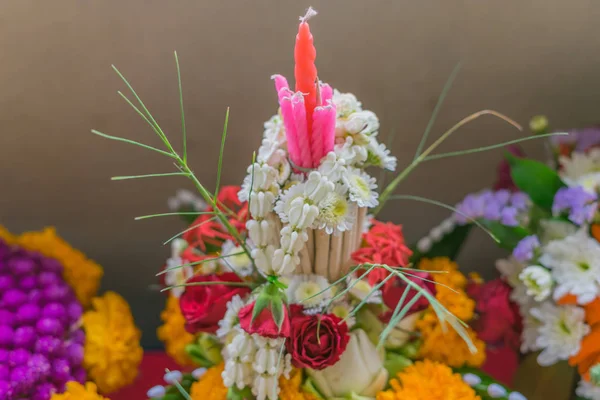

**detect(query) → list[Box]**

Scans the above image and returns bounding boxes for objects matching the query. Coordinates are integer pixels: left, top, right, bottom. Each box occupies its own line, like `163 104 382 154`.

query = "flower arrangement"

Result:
89 7 546 400
416 118 600 399
0 227 142 400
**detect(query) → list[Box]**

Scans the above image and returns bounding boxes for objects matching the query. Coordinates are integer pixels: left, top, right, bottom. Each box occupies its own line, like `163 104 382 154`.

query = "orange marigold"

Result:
279 369 318 400
157 295 195 366
0 226 103 307
83 291 143 393
50 381 109 400
189 363 228 400
416 257 485 367
376 360 480 400
570 297 600 381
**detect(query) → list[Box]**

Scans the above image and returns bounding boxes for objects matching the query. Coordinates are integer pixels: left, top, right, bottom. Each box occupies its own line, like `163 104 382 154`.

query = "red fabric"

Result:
481 346 520 386
111 351 185 400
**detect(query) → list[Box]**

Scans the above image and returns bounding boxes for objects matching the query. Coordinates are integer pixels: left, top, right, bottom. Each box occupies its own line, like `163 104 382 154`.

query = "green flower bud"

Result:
529 115 549 135
590 363 600 386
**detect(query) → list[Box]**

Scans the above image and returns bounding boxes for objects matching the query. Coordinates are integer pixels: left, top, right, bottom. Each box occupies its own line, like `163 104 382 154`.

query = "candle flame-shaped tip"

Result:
299 7 318 23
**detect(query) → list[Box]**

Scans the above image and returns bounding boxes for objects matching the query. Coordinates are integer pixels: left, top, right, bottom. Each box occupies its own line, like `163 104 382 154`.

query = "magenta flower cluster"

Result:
0 239 86 400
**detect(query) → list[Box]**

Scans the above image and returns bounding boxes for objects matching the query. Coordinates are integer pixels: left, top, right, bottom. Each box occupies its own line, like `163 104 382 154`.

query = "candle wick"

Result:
299 6 318 23
315 77 322 106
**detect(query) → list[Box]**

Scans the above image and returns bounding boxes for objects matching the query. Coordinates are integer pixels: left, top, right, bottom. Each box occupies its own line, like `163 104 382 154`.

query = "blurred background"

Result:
1 0 599 348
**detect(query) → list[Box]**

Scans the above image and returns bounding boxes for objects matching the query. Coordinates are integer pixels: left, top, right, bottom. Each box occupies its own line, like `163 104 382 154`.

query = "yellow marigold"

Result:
416 257 485 367
83 291 143 394
279 369 318 400
157 295 195 366
377 360 480 400
50 381 109 400
190 363 228 400
0 226 103 307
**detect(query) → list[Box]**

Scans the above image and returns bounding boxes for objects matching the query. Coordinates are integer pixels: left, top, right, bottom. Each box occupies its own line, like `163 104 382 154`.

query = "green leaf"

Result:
384 352 413 379
507 153 566 210
480 220 530 250
271 298 285 331
252 292 271 323
411 224 472 264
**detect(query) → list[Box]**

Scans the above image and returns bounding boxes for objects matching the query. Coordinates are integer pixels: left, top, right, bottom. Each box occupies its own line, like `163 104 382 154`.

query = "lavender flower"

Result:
552 186 598 225
0 239 87 399
513 235 540 262
454 190 531 227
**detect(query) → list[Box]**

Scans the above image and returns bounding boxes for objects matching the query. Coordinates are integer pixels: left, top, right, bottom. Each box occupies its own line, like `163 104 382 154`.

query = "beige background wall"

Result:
1 0 599 347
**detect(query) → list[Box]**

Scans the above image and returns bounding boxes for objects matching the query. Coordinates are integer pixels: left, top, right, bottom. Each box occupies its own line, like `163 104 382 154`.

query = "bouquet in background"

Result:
417 118 600 399
89 7 547 400
0 226 142 400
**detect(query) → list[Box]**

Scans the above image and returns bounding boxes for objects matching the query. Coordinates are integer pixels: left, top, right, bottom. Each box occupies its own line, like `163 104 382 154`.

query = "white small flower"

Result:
252 245 276 275
249 191 277 219
520 305 542 353
343 111 380 135
487 384 507 398
416 237 432 253
332 90 362 117
539 229 600 305
286 274 332 309
366 138 397 171
164 256 193 298
519 265 554 302
263 114 285 143
347 273 382 304
220 240 254 277
335 137 368 166
343 167 379 208
462 373 481 387
217 295 246 339
496 257 531 307
318 152 347 182
538 218 578 245
559 149 600 192
274 183 304 223
316 185 355 234
576 379 600 400
529 302 590 366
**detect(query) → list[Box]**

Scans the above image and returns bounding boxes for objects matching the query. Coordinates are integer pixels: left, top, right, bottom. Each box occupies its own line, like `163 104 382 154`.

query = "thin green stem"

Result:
174 51 187 163
375 110 522 216
161 280 254 292
166 369 193 400
414 62 461 160
163 216 218 245
91 130 176 159
135 211 214 220
423 132 568 162
111 172 189 181
117 91 167 143
215 108 230 196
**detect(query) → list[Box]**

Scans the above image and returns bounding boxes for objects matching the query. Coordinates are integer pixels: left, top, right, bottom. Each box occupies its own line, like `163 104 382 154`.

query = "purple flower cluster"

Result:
552 186 598 225
0 239 86 400
454 190 530 226
549 126 600 153
513 235 540 262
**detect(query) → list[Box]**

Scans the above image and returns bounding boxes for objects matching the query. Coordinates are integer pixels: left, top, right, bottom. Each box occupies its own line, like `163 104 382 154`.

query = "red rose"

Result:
380 272 435 323
467 278 522 349
286 310 350 370
238 301 291 338
180 273 251 334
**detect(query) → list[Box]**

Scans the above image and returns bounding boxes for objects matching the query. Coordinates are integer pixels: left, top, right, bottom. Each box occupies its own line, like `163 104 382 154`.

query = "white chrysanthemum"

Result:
263 114 285 143
346 273 382 304
217 295 246 339
519 265 554 302
335 137 368 166
520 305 542 353
559 149 600 191
342 110 380 135
332 90 362 117
529 302 590 366
329 300 356 327
220 240 254 277
343 167 379 208
286 274 332 309
316 185 355 234
576 379 600 400
164 255 193 298
539 230 600 305
273 182 304 223
538 219 578 245
496 257 531 307
366 138 397 171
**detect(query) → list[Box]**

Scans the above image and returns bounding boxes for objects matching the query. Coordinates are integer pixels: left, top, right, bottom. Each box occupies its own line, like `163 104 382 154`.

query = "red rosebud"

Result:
179 273 251 334
286 312 350 370
379 272 435 323
238 301 291 338
468 278 522 350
